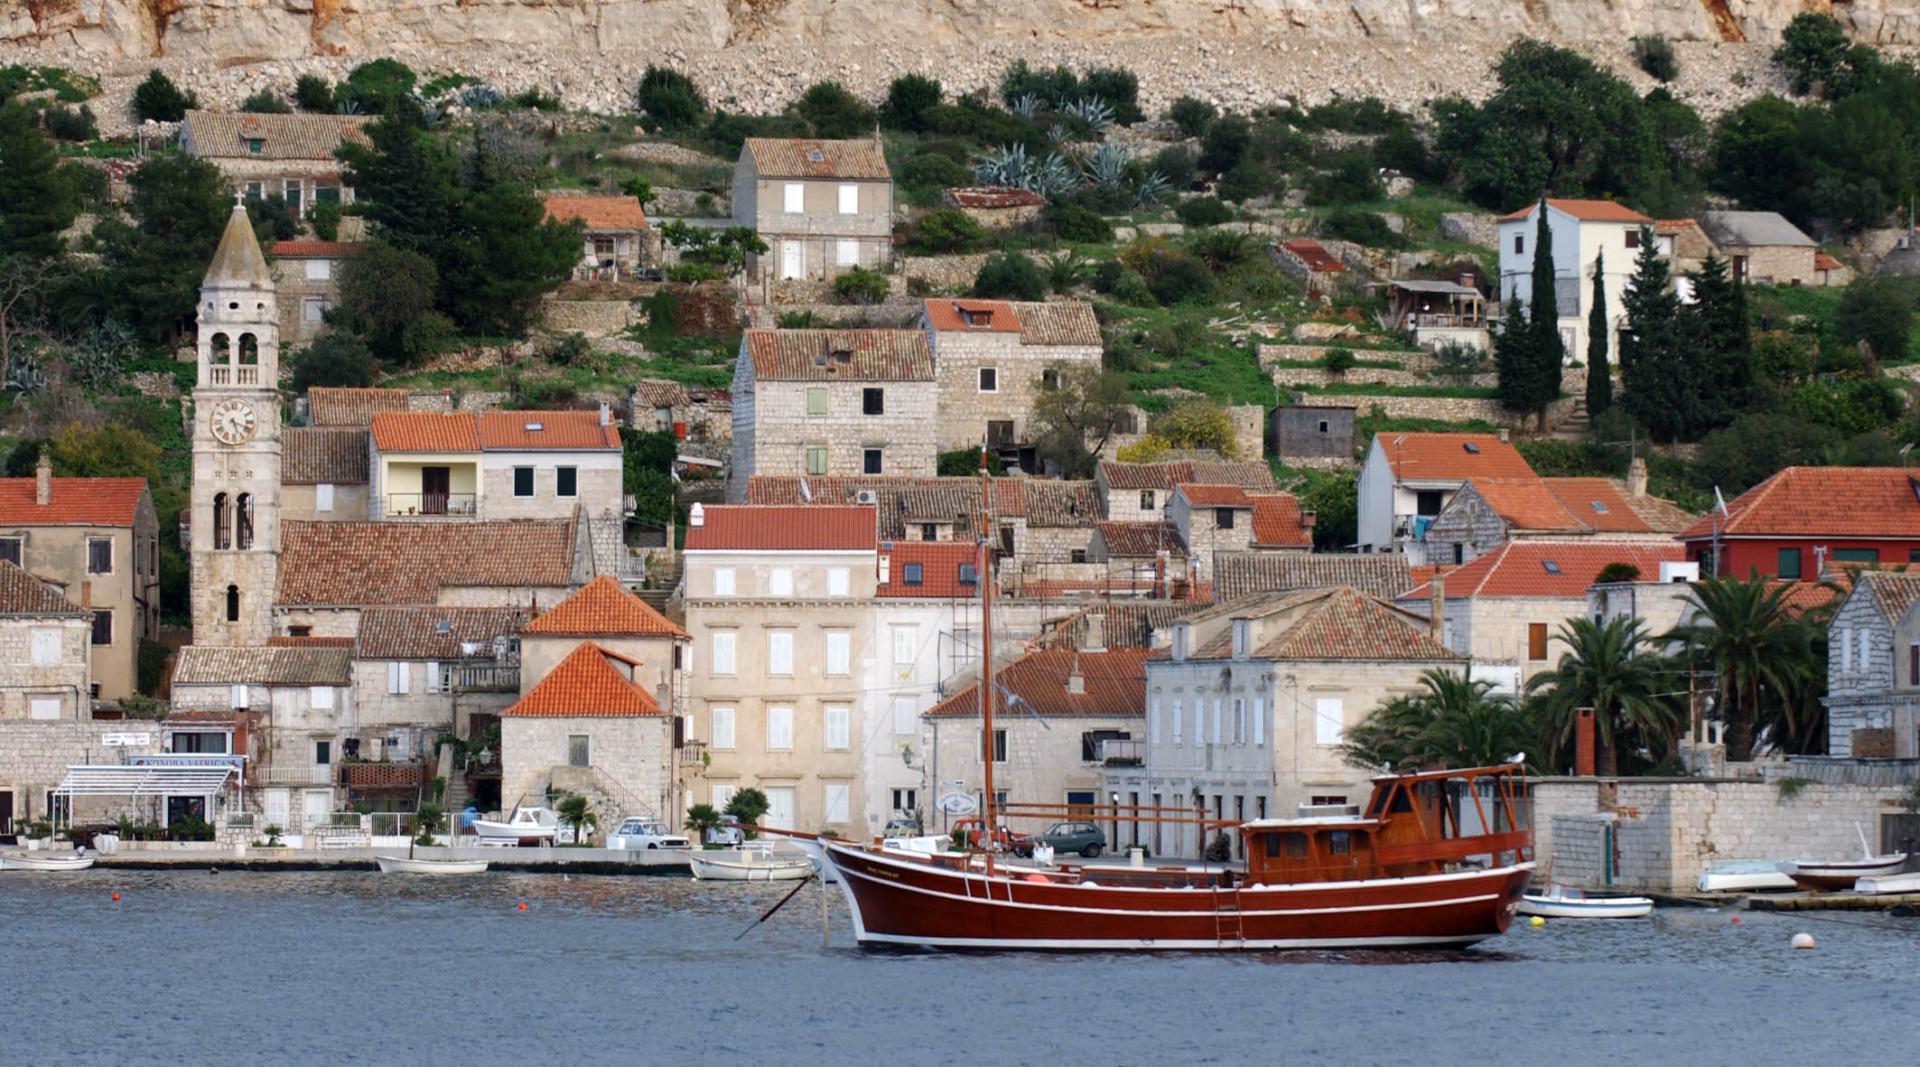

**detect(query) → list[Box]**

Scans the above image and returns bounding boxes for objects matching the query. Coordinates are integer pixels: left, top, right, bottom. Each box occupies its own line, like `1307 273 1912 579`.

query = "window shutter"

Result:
1252 698 1265 746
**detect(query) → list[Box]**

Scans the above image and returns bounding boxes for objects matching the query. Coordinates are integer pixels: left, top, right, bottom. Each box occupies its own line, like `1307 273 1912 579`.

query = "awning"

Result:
53 763 237 799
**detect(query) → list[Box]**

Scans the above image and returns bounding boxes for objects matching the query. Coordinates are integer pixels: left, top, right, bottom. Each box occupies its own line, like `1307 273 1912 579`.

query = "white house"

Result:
1497 198 1652 365
1355 432 1535 559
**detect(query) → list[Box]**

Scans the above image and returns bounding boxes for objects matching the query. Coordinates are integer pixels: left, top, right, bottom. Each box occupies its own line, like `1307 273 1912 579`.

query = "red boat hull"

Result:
825 844 1531 951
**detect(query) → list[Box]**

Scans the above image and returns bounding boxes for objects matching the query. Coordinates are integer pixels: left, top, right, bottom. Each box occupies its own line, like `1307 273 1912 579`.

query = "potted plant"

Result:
413 803 444 847
261 824 285 848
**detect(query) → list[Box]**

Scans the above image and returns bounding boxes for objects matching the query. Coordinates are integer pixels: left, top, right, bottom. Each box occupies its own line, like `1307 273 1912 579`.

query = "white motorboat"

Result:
376 855 490 875
1853 871 1920 895
472 806 560 846
1695 859 1797 893
0 851 95 872
690 845 815 882
1518 883 1654 919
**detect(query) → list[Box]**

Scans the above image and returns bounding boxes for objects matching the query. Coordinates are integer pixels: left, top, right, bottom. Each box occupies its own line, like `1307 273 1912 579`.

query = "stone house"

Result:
942 186 1046 229
500 641 674 826
1653 218 1718 275
1087 521 1192 595
0 457 159 700
0 716 173 835
1355 431 1534 559
918 298 1103 461
1271 238 1347 298
1107 586 1460 858
1498 199 1653 365
631 379 730 443
178 110 370 215
1823 572 1920 759
269 240 360 344
0 560 91 721
1396 540 1685 695
681 504 879 833
543 195 651 281
280 427 369 523
367 409 623 522
1421 468 1696 567
924 646 1150 837
1166 485 1314 580
732 138 893 281
520 575 688 718
1270 405 1354 464
350 605 529 763
726 330 937 500
1696 211 1832 287
1212 552 1414 603
1095 459 1275 523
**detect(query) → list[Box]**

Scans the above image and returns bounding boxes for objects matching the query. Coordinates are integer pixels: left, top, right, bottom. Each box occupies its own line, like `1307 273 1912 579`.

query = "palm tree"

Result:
683 803 721 843
1526 617 1679 776
1666 574 1819 761
555 794 597 846
1344 669 1535 772
724 787 770 840
412 802 445 847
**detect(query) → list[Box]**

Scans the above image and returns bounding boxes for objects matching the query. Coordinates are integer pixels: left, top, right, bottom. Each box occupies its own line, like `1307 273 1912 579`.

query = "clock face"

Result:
209 399 257 445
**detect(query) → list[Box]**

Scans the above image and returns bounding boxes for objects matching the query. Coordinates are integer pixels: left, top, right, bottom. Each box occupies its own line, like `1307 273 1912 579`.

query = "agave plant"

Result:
973 144 1077 197
1132 169 1172 207
1008 92 1043 120
3 349 46 397
1063 96 1115 133
1084 142 1132 191
458 83 505 110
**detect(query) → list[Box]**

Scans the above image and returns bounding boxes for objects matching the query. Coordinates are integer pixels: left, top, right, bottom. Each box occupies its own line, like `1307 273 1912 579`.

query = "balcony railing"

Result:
450 663 519 693
678 739 708 768
206 366 260 387
384 493 477 518
1099 738 1145 764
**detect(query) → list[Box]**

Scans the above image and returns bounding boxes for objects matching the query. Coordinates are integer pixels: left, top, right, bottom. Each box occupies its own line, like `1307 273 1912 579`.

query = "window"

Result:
711 707 736 748
283 182 302 213
862 387 885 415
767 631 794 675
1041 368 1060 390
783 182 804 213
984 728 1008 762
825 705 851 749
836 239 858 266
1841 628 1853 672
978 367 998 392
823 781 851 824
314 740 332 766
245 138 263 154
244 181 264 199
919 524 938 542
512 467 535 497
713 567 736 596
213 493 231 550
236 494 254 550
593 236 615 257
1314 697 1344 747
315 186 341 205
891 788 917 813
1233 698 1246 743
225 585 240 623
1070 549 1087 564
863 449 883 475
30 696 60 721
892 696 916 735
311 686 334 710
230 683 249 710
837 184 858 214
769 568 793 596
711 783 737 810
386 662 410 695
568 735 590 767
31 629 59 666
86 537 111 575
805 447 827 475
893 625 917 664
1231 620 1249 659
1212 699 1222 744
315 483 335 513
766 705 794 749
1139 490 1156 511
1215 507 1234 529
806 387 828 416
1328 830 1351 856
710 631 736 675
1527 622 1549 661
1833 548 1880 564
827 567 849 597
1318 420 1330 434
1253 697 1265 746
826 631 851 676
1776 547 1802 580
1415 490 1444 516
0 536 19 565
1513 234 1524 254
426 661 445 693
303 298 329 323
1171 698 1183 744
304 258 332 281
1911 644 1919 687
1081 729 1128 762
1625 228 1641 249
556 467 578 498
90 610 111 647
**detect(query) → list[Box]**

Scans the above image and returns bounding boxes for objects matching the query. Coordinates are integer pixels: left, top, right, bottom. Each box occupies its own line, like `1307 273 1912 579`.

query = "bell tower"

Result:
190 202 282 646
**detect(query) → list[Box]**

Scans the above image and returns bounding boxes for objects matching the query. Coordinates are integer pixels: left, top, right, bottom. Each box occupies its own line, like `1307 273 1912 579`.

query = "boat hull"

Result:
1853 872 1920 895
825 843 1530 951
0 852 95 872
690 854 814 882
375 856 490 875
1786 854 1909 892
1517 894 1653 919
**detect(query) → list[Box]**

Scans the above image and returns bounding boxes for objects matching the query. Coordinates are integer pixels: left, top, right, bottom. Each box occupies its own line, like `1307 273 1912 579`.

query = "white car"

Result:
607 817 692 850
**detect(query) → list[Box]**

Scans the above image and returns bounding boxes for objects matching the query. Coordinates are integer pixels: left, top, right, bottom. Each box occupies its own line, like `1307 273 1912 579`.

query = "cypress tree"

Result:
1494 295 1534 416
1685 253 1751 434
1502 202 1566 428
1585 249 1612 418
1618 227 1687 440
0 103 77 261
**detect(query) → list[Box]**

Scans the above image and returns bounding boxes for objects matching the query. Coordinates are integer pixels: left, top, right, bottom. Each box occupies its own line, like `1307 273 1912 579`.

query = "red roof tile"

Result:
1814 252 1844 271
683 505 877 552
476 410 620 451
523 575 687 637
1174 483 1253 507
1469 478 1587 532
1185 586 1457 662
354 606 531 659
926 648 1150 718
275 520 576 606
370 412 479 453
542 195 648 231
0 560 83 615
741 138 890 180
1404 541 1686 600
503 643 662 718
1281 238 1344 273
921 298 1023 334
1376 432 1535 483
877 541 980 598
742 330 934 382
308 387 412 427
1099 461 1275 492
1500 198 1653 224
1248 493 1313 548
0 477 147 527
1539 477 1659 533
1096 521 1187 558
1676 467 1920 541
269 240 363 258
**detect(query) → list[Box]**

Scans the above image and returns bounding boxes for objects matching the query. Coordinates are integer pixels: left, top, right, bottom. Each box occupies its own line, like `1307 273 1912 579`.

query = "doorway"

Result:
421 466 451 515
762 786 797 830
780 241 803 281
166 795 205 827
0 790 11 835
302 789 331 829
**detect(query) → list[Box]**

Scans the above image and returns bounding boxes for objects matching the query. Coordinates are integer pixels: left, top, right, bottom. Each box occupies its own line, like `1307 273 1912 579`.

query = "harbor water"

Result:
6 870 1918 1066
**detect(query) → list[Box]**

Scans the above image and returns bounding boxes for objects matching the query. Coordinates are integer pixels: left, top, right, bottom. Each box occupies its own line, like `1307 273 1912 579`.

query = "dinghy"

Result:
1853 871 1920 894
1518 883 1654 919
690 844 814 882
376 855 490 875
1696 859 1796 893
0 851 95 872
1785 853 1908 892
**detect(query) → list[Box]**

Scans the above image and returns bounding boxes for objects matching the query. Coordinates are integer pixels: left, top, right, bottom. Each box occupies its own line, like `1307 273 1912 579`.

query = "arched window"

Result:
212 493 231 550
236 493 254 550
225 584 240 623
209 333 231 365
238 334 259 365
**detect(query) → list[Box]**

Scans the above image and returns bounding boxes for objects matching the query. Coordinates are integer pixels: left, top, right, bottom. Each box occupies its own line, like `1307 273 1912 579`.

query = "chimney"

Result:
80 580 91 608
35 451 51 506
1066 651 1086 695
1575 708 1597 776
1627 456 1648 498
1428 573 1445 643
1084 612 1106 653
1496 428 1509 444
598 401 611 427
688 502 704 528
1301 509 1317 529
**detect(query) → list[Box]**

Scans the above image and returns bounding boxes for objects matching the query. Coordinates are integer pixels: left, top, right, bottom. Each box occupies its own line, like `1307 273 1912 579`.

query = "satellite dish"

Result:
937 792 978 816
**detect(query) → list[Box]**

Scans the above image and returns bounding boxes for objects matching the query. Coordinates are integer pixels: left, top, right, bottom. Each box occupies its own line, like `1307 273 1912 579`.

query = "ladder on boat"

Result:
1212 885 1244 947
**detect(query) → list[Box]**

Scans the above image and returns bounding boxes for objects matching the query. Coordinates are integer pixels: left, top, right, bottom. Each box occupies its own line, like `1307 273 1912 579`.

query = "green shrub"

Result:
1198 115 1250 174
1305 153 1385 206
1045 200 1112 243
509 88 562 112
1324 210 1407 249
1633 35 1679 82
1138 249 1213 305
1174 196 1234 228
289 333 378 392
881 74 943 132
1322 346 1357 374
1168 96 1218 138
338 58 416 114
1187 229 1252 272
40 104 95 142
241 90 291 114
637 66 706 132
910 208 988 253
1151 145 1198 190
1109 267 1155 306
973 252 1046 301
793 81 876 140
293 74 334 112
833 265 891 305
1081 67 1144 125
1000 60 1082 110
131 70 196 122
1214 164 1273 204
701 110 807 156
1792 377 1906 435
310 200 342 241
899 153 971 195
938 448 1004 476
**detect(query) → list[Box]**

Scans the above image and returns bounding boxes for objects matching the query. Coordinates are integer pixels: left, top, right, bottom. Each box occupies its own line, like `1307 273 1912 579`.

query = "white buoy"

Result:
1791 932 1815 950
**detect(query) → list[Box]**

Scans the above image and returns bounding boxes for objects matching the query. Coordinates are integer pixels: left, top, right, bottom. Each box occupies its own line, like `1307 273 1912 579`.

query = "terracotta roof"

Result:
1213 552 1414 601
683 505 877 552
1854 571 1920 624
354 606 531 660
1375 432 1535 483
269 240 363 258
370 412 479 453
921 298 1022 334
1022 480 1101 527
926 648 1150 718
266 635 353 648
1500 198 1653 224
0 477 147 527
542 195 648 231
1186 587 1458 662
1676 467 1920 541
522 575 687 638
943 186 1046 209
1281 238 1344 273
1814 252 1844 271
275 520 576 606
877 541 981 598
181 110 371 160
741 138 891 180
1403 541 1686 600
920 299 1101 347
476 410 620 451
308 387 412 427
1099 460 1275 493
1248 493 1313 548
1468 478 1587 532
747 476 1095 536
631 380 690 409
282 428 369 485
203 203 272 288
1051 603 1191 650
502 642 662 718
1097 521 1188 558
1538 477 1675 534
0 560 83 615
1175 483 1253 508
172 645 351 686
742 330 934 382
1776 579 1842 617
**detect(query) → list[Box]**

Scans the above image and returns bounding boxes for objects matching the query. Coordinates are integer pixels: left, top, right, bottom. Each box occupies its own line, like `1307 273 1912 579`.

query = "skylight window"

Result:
1463 442 1481 454
806 149 825 162
1590 501 1609 513
1542 560 1561 575
524 422 543 432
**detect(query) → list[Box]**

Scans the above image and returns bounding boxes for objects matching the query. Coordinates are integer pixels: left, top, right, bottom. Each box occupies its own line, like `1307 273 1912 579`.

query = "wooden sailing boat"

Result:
819 458 1535 951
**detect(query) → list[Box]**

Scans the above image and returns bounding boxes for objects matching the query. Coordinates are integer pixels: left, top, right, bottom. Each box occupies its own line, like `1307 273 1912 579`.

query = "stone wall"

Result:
736 377 939 488
900 251 1052 293
1270 365 1499 390
929 328 1102 454
1259 343 1437 371
0 616 91 721
0 720 166 829
501 714 673 821
1438 212 1499 249
1295 390 1577 430
539 298 638 337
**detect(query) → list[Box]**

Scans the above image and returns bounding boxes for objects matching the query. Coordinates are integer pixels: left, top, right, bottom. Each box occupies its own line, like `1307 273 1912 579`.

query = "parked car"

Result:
704 814 746 847
1014 821 1107 859
606 817 691 850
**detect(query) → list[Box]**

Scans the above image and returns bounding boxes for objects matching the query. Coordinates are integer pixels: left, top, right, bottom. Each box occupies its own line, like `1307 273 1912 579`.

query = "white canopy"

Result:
53 763 236 799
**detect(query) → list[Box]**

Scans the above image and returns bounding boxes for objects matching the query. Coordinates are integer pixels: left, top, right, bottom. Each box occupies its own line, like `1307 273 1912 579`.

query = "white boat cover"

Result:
53 763 236 798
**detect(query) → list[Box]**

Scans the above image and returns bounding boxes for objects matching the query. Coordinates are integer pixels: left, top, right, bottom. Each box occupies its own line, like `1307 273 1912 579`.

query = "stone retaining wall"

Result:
745 301 922 329
1292 391 1575 430
1270 365 1499 390
1258 343 1436 371
540 298 638 336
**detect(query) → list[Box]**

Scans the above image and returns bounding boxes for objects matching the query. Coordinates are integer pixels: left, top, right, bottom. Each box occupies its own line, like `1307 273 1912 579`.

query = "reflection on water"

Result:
7 870 1918 1066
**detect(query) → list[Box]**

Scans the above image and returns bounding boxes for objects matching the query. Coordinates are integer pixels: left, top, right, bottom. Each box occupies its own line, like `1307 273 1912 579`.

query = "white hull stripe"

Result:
854 931 1490 951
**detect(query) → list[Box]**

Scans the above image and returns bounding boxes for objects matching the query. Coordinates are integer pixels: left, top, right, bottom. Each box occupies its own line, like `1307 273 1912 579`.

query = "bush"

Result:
545 332 595 367
1834 277 1916 365
1000 60 1082 110
245 193 300 242
310 200 342 241
1110 268 1155 306
1633 35 1679 82
338 58 416 115
898 152 971 196
131 70 196 123
833 265 891 305
1774 12 1854 96
1174 196 1234 228
636 66 706 132
938 448 1004 476
1322 346 1357 374
793 81 876 140
1324 209 1407 249
1792 377 1906 435
701 109 807 156
1168 96 1218 138
1214 164 1272 204
910 209 988 253
1138 249 1214 305
1198 115 1251 174
881 74 942 132
1081 67 1144 125
289 333 378 392
1045 200 1112 243
973 252 1046 301
1595 562 1643 584
1151 145 1198 190
241 90 291 114
293 74 334 113
509 89 562 112
40 104 95 142
1304 153 1385 206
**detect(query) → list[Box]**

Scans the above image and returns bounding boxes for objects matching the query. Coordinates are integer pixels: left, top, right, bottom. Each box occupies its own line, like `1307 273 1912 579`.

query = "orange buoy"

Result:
111 892 120 902
1730 916 1741 925
517 901 528 911
1024 873 1049 883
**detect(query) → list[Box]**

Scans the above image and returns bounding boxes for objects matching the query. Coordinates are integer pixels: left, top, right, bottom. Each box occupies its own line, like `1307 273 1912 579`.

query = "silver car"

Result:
606 817 692 850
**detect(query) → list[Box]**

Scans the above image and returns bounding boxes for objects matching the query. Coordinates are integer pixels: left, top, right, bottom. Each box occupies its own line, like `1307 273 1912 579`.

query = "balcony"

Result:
678 739 708 768
449 662 519 693
206 366 261 387
383 492 478 518
1099 738 1144 766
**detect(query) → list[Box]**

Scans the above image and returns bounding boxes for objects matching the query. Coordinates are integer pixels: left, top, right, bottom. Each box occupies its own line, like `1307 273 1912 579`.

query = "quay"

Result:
1747 892 1920 913
88 845 697 876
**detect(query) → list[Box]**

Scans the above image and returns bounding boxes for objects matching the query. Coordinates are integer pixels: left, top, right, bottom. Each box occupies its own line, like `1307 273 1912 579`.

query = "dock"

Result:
91 845 698 876
1747 892 1920 913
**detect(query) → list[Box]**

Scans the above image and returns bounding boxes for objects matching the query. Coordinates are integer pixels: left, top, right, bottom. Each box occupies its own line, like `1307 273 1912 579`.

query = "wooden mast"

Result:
978 448 996 859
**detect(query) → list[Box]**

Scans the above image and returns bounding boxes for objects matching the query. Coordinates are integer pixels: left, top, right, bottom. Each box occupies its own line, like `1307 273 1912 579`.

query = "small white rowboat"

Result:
1518 883 1653 919
1785 853 1909 892
1696 859 1797 893
0 851 96 872
690 848 814 882
1853 871 1920 895
376 855 490 875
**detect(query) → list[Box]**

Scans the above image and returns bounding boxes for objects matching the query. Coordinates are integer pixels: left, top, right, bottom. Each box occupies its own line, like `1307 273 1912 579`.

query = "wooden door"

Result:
421 466 451 515
763 786 796 830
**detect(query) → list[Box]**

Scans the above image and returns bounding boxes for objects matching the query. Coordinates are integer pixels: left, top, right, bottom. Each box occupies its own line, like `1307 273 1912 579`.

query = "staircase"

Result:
438 742 471 829
631 556 683 613
1551 397 1590 441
